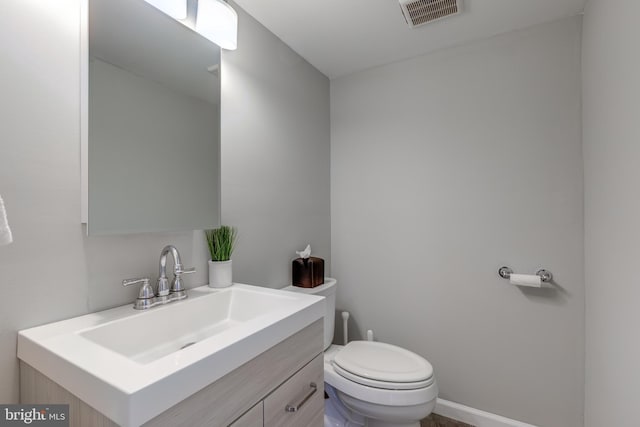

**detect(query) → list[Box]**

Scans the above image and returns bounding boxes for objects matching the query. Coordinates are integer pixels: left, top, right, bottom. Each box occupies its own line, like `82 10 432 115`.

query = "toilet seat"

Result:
324 345 438 408
333 364 434 390
332 341 434 390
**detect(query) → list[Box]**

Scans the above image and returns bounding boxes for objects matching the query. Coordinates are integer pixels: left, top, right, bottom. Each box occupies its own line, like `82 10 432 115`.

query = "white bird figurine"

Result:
296 244 311 259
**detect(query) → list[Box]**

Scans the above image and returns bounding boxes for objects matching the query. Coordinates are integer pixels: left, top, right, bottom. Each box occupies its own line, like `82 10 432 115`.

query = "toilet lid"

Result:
333 341 433 389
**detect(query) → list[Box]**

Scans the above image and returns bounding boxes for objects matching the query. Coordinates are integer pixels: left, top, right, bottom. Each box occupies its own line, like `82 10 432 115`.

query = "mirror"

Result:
83 0 221 235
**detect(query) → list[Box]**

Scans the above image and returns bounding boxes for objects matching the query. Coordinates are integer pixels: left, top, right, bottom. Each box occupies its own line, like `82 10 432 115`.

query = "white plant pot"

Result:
208 260 233 288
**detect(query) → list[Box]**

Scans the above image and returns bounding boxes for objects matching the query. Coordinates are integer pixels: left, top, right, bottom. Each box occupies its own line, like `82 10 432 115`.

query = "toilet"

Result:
284 278 438 427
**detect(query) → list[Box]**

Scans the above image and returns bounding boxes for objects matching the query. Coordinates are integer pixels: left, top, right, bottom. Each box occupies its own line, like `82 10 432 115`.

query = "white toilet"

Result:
284 278 438 427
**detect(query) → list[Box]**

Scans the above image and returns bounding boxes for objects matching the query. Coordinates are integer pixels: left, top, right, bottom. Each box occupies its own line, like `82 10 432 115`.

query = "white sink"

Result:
79 286 299 364
18 284 324 427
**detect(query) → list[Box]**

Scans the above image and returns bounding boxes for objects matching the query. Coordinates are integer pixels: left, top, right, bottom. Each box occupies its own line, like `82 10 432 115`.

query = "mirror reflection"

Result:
86 0 221 235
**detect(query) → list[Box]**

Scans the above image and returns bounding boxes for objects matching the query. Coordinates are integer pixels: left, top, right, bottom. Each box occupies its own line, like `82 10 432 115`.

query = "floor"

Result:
421 413 475 427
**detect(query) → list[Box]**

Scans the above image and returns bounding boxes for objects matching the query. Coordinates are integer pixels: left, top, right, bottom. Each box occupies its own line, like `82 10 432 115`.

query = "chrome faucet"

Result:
122 245 195 310
157 245 195 303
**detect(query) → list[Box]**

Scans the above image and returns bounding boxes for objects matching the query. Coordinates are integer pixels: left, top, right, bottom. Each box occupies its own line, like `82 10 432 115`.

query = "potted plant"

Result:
205 225 237 288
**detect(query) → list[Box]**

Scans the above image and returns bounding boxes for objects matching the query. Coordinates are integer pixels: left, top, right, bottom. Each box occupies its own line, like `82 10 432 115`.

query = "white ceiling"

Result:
233 0 586 79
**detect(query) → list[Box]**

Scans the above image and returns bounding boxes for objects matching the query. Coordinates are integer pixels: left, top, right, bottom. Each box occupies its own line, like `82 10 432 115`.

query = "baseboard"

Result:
434 399 538 427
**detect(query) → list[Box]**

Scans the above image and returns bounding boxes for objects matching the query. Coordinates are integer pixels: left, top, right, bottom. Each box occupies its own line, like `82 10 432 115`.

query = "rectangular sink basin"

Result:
18 284 324 427
79 286 295 364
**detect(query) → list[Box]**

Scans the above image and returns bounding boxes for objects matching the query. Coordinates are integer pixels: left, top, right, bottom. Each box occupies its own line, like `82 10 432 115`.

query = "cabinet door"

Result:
264 354 324 427
230 402 263 427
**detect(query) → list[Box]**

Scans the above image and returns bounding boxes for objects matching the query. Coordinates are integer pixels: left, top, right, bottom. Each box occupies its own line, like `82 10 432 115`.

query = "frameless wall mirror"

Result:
81 0 221 235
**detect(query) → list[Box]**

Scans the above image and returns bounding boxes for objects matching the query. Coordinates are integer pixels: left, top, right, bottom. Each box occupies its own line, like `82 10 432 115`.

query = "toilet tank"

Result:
283 278 336 350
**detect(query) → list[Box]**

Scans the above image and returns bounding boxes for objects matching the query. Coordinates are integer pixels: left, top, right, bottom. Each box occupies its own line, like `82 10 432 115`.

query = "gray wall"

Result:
220 2 331 288
583 0 640 425
331 17 584 427
0 0 329 403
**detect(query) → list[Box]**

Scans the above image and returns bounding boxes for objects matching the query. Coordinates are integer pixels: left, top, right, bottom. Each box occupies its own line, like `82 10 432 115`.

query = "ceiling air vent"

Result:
399 0 463 28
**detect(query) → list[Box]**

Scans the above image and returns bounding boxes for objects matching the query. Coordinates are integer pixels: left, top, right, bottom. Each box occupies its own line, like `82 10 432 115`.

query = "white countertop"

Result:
18 283 325 426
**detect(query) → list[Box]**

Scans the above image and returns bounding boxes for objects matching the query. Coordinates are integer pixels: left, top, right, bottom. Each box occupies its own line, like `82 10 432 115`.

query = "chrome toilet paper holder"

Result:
498 266 553 283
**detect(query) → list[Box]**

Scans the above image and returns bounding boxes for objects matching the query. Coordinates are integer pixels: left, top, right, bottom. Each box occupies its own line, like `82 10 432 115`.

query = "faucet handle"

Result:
170 267 195 301
175 267 196 275
123 277 149 287
123 277 156 309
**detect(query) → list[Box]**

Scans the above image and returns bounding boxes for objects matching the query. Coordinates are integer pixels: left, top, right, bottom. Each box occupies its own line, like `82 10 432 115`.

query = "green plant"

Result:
205 226 237 261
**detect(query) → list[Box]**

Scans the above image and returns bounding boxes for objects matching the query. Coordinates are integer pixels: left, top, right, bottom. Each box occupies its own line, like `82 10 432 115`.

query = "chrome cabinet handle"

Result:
285 382 317 413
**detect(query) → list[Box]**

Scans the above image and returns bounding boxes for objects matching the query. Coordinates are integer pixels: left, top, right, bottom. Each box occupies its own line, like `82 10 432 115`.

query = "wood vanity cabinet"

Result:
263 354 323 426
20 319 324 427
230 353 323 427
229 403 263 427
229 354 323 427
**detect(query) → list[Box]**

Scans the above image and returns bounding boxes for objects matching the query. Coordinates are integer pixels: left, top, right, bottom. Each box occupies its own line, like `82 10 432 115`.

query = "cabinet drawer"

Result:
264 354 324 427
230 402 263 427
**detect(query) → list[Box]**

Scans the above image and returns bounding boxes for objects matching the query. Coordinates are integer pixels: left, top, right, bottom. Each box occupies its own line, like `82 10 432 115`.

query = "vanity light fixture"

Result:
196 0 238 50
143 0 187 20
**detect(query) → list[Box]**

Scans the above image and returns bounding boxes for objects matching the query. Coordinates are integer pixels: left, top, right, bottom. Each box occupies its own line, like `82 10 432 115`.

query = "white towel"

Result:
0 194 13 245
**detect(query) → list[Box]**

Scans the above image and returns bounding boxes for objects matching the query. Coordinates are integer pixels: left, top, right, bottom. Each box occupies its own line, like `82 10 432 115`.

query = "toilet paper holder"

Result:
498 266 553 283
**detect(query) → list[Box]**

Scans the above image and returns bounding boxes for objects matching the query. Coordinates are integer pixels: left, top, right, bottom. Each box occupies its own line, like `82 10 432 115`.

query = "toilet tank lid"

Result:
333 341 433 383
282 277 336 296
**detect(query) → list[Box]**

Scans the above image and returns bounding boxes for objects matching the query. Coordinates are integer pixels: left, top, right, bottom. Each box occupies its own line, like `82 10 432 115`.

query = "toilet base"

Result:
325 384 435 427
365 421 420 427
365 420 420 427
325 383 365 427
